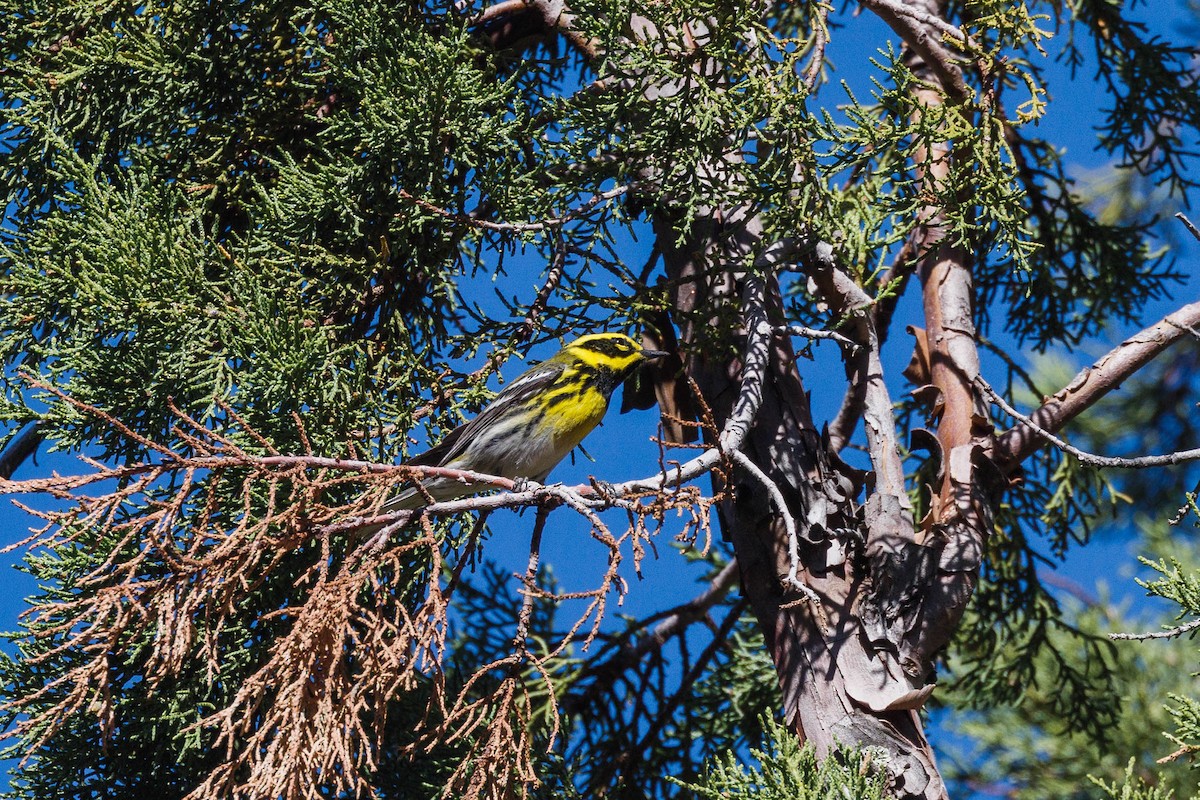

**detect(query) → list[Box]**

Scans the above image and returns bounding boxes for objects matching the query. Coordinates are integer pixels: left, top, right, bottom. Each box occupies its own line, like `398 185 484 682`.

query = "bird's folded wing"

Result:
406 360 566 470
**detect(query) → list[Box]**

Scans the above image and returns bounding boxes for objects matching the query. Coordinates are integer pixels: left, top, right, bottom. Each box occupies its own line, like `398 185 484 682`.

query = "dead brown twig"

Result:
0 382 735 800
0 236 789 799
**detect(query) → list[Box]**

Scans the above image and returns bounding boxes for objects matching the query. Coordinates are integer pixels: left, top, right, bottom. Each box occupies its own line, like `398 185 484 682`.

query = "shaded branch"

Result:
514 236 567 341
827 228 918 452
627 596 747 762
979 377 1200 469
0 422 45 480
606 559 739 660
468 0 600 60
801 242 910 502
730 450 818 603
993 298 1200 469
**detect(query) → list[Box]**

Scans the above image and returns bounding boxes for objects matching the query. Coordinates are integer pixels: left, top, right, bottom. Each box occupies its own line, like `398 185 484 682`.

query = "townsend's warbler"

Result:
385 332 667 511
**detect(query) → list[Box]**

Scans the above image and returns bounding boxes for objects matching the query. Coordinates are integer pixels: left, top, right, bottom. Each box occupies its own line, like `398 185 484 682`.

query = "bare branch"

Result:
626 596 747 765
1110 616 1200 641
514 236 567 341
514 505 551 655
628 559 739 648
1169 481 1200 526
993 299 1200 469
1157 742 1200 765
563 559 739 717
979 377 1200 469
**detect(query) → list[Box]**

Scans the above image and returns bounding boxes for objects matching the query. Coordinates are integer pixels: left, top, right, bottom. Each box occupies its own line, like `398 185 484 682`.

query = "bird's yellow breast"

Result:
536 376 610 453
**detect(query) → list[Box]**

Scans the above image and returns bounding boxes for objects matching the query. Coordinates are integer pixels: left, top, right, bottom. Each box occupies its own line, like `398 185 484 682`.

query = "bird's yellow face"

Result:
537 332 667 418
559 333 659 376
533 332 667 451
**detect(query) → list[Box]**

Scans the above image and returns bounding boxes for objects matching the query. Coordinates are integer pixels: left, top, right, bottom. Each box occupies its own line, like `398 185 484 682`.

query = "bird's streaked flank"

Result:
385 332 667 512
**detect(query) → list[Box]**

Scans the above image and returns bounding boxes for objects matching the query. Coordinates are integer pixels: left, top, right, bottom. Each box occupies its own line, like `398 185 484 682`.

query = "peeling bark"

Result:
651 213 948 798
479 1 1003 796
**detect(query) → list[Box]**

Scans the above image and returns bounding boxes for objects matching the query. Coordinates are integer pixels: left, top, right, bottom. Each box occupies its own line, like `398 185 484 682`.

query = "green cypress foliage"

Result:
1 1 1199 798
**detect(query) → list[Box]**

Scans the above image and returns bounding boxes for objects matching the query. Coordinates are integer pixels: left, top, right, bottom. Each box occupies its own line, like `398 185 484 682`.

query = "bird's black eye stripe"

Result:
583 337 634 357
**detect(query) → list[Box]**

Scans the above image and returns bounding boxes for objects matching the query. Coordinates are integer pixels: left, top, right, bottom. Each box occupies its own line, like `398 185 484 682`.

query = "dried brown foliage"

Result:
0 380 724 800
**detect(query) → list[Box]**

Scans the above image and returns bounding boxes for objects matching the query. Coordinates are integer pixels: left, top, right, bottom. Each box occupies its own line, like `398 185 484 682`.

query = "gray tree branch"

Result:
979 376 1200 469
993 299 1200 469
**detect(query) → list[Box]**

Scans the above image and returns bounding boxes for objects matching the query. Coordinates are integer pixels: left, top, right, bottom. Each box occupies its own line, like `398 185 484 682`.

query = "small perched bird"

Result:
384 332 667 511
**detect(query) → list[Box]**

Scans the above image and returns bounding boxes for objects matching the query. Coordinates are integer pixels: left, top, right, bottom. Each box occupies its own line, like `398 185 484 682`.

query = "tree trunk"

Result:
496 1 990 795
654 210 952 799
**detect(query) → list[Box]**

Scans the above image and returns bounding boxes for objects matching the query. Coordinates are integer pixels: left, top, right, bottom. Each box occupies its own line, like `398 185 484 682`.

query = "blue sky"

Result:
437 2 1200 635
1 1 1199 793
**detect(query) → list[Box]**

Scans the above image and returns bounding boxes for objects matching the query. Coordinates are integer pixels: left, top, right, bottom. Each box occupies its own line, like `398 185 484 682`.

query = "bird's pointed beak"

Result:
640 348 669 360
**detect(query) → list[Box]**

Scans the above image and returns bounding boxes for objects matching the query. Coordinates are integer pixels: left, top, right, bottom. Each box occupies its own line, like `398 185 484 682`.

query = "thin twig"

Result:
1168 481 1200 525
515 235 567 341
993 298 1200 468
730 451 819 604
1157 743 1200 765
591 559 740 664
778 323 857 349
1110 617 1200 641
514 505 552 654
979 376 1200 468
627 596 747 760
396 184 634 233
802 2 831 92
